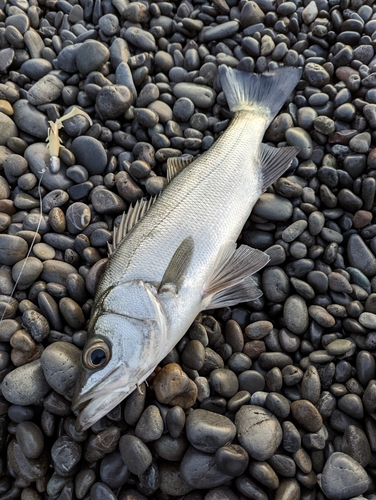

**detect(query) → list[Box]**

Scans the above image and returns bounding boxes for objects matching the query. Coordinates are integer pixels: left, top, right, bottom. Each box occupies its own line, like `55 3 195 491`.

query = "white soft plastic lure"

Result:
72 65 302 431
46 107 92 173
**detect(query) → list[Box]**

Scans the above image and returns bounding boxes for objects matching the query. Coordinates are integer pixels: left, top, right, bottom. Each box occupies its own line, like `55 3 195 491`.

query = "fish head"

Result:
72 280 167 431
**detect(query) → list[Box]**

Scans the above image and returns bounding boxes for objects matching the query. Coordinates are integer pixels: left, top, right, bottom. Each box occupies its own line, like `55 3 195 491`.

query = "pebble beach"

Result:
1 0 376 498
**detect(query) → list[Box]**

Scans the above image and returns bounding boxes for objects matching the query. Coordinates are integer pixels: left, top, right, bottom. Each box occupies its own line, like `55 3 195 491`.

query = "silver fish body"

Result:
72 65 302 430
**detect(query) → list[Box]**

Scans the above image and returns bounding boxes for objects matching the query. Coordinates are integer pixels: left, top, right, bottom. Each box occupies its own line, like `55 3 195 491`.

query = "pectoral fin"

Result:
167 156 194 183
159 236 195 293
260 144 299 191
202 244 270 309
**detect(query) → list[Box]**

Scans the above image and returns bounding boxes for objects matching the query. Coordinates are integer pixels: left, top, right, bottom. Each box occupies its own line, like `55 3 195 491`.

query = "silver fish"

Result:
72 65 302 431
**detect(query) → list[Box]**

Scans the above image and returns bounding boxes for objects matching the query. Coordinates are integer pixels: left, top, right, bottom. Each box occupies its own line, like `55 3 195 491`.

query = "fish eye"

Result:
83 340 111 369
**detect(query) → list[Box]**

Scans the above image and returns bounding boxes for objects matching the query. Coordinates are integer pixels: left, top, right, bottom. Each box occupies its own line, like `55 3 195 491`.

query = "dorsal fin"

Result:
167 156 194 183
107 197 157 255
260 144 299 192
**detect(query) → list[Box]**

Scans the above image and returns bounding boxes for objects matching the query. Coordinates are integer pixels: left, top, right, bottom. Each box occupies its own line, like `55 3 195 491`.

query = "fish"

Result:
72 64 302 431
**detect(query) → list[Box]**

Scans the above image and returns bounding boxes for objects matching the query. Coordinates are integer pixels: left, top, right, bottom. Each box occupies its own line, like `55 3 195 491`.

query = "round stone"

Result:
186 409 236 453
319 452 370 499
235 405 282 461
290 400 323 433
119 435 152 475
283 295 309 334
16 421 44 459
70 137 107 175
40 342 81 399
76 40 110 75
2 359 50 405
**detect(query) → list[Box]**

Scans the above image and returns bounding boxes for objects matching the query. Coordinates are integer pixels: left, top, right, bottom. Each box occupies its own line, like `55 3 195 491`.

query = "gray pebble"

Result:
91 187 127 214
75 469 97 499
27 75 64 106
253 193 293 221
173 82 216 108
25 143 73 191
15 421 44 459
166 405 186 438
76 40 110 75
7 438 49 482
341 425 371 467
40 341 81 399
119 435 152 475
319 452 370 499
235 405 282 461
51 436 82 477
13 100 48 139
283 295 309 334
208 368 239 398
2 359 49 405
135 405 164 442
285 127 313 160
186 409 236 453
70 137 107 176
0 234 28 265
180 446 233 489
96 85 132 120
159 462 192 496
99 450 129 489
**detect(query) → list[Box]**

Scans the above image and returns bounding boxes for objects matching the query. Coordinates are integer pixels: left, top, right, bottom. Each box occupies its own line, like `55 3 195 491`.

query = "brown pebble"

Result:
243 340 266 359
153 363 198 409
290 400 322 432
48 207 66 233
10 329 35 352
353 210 372 229
11 345 43 367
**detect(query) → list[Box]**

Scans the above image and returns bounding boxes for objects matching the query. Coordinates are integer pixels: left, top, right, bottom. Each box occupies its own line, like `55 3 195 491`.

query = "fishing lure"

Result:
46 107 93 173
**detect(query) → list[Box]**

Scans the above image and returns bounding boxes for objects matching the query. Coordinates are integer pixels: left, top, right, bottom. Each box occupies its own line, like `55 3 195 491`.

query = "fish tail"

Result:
219 65 302 125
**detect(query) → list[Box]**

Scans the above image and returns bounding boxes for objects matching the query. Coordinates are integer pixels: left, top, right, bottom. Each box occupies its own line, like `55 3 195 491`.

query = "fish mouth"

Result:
72 365 133 431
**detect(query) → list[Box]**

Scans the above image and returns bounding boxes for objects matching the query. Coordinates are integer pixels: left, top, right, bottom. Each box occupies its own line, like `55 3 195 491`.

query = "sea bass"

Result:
72 65 302 430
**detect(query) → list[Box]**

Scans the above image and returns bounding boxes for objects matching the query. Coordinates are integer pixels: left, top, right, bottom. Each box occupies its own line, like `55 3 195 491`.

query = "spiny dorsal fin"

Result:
107 196 157 255
202 243 270 309
167 156 194 183
260 144 299 192
159 236 194 293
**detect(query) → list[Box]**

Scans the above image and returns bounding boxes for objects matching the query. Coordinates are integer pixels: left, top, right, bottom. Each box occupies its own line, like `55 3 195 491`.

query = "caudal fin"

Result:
219 65 302 125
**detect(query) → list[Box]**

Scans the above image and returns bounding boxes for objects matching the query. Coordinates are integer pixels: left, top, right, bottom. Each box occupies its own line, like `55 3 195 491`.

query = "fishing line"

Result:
0 168 46 324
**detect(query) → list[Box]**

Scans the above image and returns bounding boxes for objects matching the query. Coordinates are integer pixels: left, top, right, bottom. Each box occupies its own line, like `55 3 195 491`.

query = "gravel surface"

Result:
1 0 376 499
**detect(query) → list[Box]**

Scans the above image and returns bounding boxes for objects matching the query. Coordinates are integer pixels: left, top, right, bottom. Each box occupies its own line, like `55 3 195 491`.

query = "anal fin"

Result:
202 244 270 309
167 155 194 183
260 144 299 192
